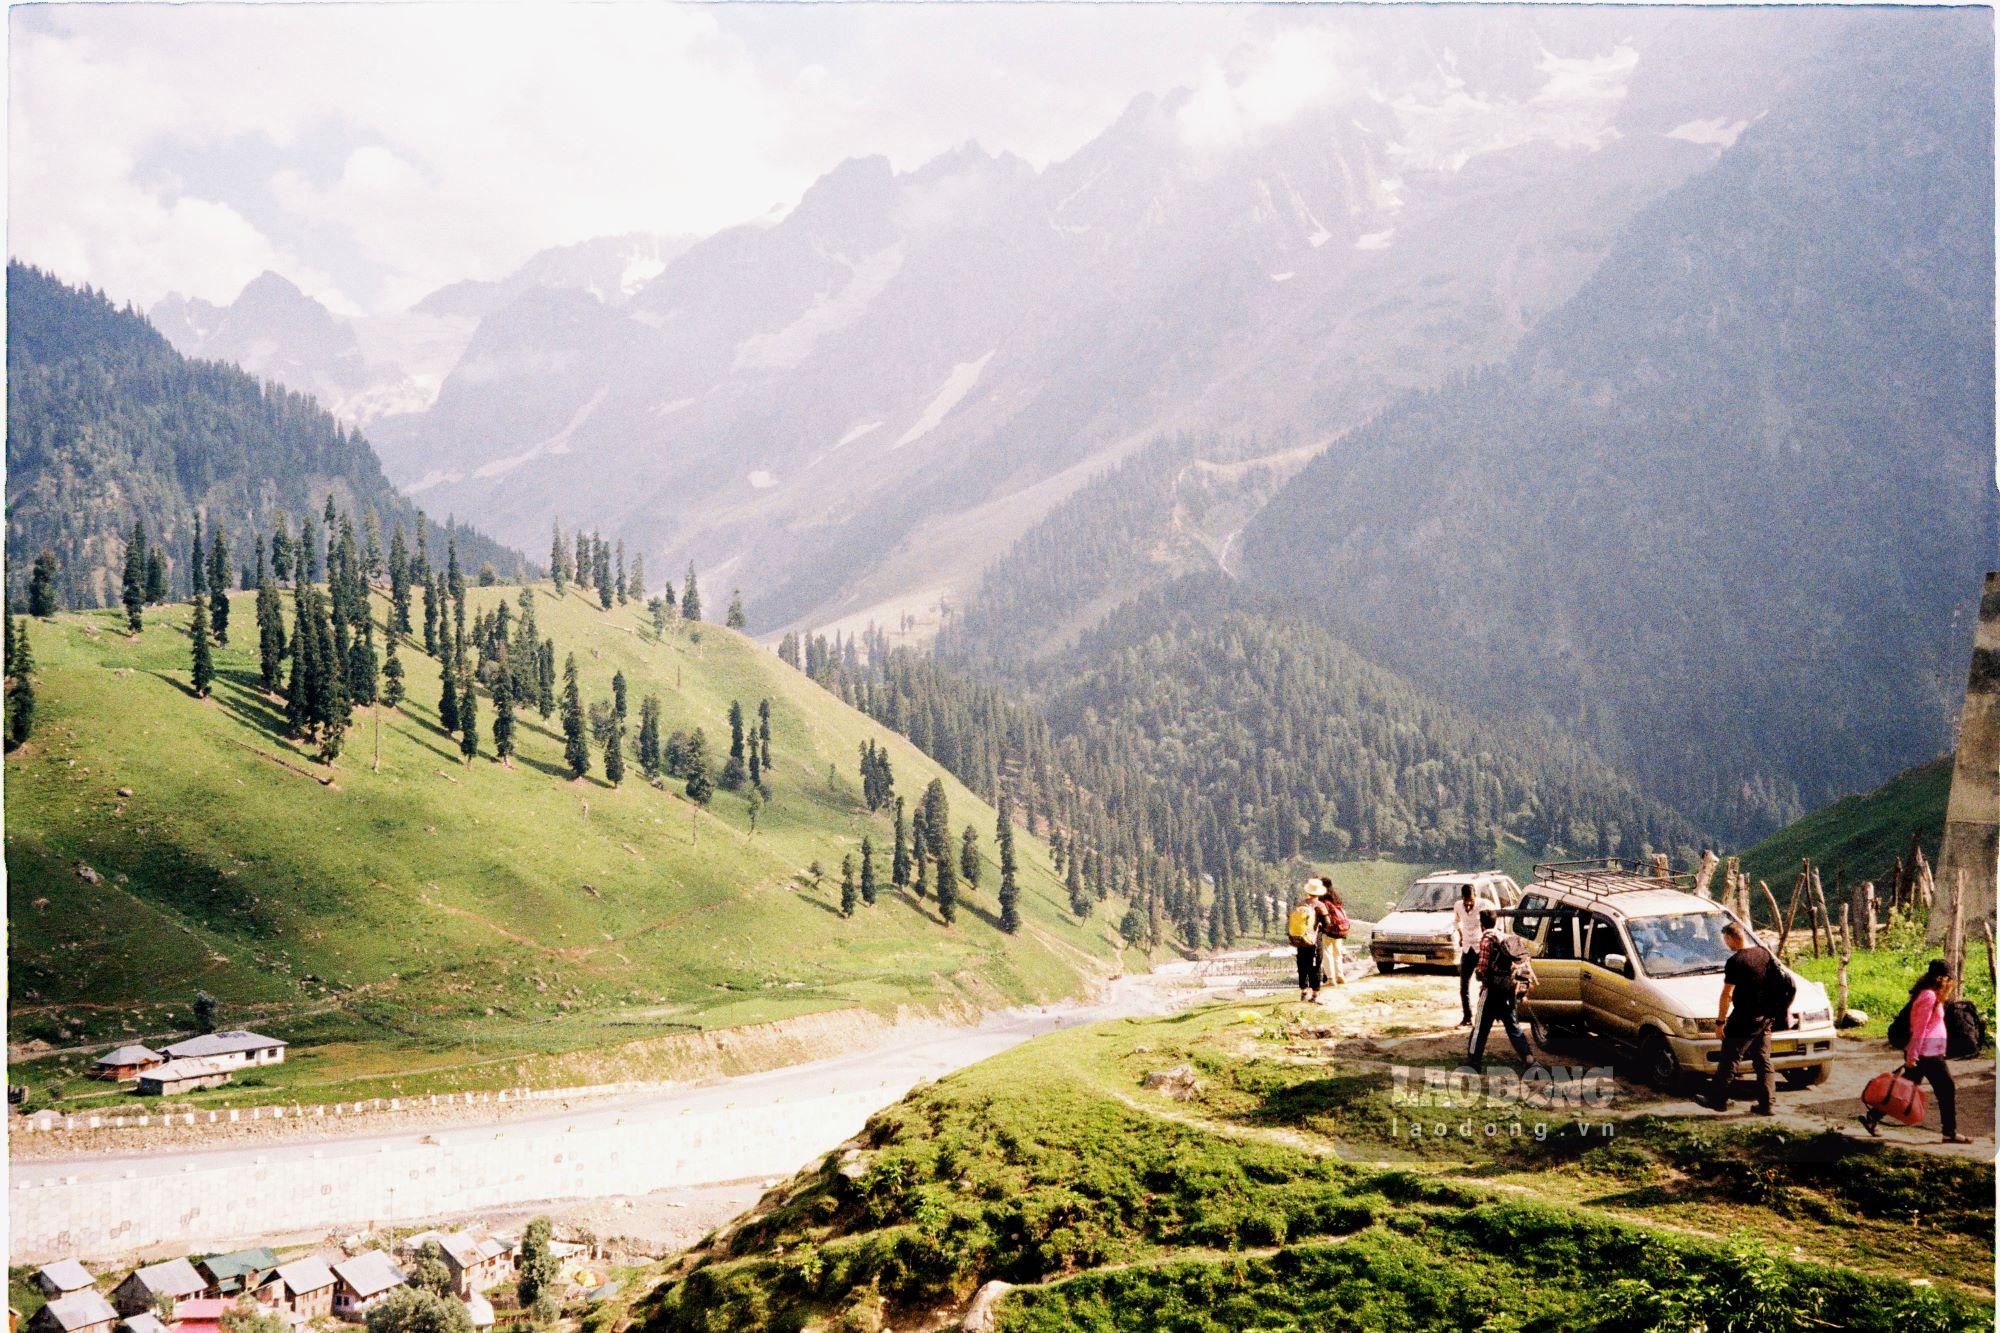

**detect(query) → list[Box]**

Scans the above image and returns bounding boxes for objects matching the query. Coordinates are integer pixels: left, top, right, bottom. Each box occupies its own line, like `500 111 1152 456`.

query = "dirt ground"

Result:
1250 957 1996 1160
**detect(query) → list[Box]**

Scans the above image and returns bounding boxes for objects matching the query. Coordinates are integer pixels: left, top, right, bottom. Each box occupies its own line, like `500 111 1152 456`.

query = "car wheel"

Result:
1527 1012 1552 1051
1374 958 1396 974
1780 1064 1828 1090
1636 1031 1681 1092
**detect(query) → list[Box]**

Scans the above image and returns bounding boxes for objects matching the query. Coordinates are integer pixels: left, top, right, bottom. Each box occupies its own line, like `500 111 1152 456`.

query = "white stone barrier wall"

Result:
14 1082 652 1135
11 1086 882 1262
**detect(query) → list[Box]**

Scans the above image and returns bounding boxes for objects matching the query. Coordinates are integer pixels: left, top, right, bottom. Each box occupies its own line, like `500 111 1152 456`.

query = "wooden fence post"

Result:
1758 880 1785 951
1861 881 1878 950
1983 921 1996 992
1837 902 1853 1024
1945 871 1967 984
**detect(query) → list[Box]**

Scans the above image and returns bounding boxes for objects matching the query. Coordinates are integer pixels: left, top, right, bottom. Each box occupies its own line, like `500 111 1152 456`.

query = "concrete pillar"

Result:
1933 571 2000 944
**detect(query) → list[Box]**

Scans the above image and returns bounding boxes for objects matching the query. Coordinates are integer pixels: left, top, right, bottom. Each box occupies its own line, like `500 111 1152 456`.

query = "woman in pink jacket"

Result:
1862 959 1972 1143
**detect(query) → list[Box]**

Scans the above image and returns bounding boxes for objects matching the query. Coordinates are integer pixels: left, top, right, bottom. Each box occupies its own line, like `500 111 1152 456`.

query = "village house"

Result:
28 1291 116 1333
32 1264 94 1302
196 1251 278 1303
119 1312 167 1333
135 1059 231 1097
112 1260 206 1319
461 1295 493 1332
330 1255 405 1322
271 1260 334 1322
434 1235 510 1298
91 1047 165 1083
160 1032 286 1070
164 1301 228 1333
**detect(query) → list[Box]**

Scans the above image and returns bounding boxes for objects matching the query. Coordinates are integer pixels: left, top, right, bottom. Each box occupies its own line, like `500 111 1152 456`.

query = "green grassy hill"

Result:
638 1005 1990 1331
5 586 1128 1107
1737 758 1950 897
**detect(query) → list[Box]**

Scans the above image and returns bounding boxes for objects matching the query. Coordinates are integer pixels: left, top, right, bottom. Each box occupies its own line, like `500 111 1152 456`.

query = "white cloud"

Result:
9 3 1260 315
1389 42 1640 172
1176 24 1364 154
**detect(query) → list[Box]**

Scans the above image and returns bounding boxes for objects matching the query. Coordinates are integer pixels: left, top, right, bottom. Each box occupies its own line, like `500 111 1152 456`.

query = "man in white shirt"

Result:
1453 881 1500 1026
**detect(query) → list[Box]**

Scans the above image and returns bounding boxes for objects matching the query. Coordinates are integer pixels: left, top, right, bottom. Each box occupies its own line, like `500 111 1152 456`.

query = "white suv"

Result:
1511 862 1837 1090
1370 870 1521 972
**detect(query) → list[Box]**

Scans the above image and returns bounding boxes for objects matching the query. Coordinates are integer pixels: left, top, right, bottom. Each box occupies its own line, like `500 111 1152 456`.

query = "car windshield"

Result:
1397 881 1467 912
1625 912 1738 978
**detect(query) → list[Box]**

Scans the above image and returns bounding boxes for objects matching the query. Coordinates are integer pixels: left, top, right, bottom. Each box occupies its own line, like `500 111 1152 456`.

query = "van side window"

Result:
1540 908 1579 960
1513 893 1547 940
1584 913 1625 968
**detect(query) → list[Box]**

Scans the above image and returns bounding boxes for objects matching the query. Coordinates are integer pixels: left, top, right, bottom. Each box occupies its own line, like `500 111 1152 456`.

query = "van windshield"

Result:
1626 912 1737 978
1397 881 1467 912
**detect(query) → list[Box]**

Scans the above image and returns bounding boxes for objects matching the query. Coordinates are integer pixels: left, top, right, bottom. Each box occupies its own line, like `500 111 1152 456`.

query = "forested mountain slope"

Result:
5 585 1122 1102
6 263 523 611
1238 15 1996 841
1737 757 1950 896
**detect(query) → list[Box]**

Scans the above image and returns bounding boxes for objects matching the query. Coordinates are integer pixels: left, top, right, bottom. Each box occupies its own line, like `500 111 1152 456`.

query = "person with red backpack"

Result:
1468 909 1538 1075
1862 959 1971 1143
1317 878 1351 988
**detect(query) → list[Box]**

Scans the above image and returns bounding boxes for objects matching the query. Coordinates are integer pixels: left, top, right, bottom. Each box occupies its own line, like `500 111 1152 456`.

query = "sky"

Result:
9 1 1286 316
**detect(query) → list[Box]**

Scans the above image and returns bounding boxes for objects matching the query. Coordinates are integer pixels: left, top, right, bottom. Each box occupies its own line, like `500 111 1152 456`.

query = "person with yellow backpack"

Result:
1287 880 1349 1002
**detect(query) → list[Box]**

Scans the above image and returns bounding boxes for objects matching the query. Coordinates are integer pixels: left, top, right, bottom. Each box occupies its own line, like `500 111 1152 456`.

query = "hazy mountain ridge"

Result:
349 8 1839 632
1237 12 1997 838
7 262 523 608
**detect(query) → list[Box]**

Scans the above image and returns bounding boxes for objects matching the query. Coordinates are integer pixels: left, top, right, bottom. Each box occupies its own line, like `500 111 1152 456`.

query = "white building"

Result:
161 1031 287 1069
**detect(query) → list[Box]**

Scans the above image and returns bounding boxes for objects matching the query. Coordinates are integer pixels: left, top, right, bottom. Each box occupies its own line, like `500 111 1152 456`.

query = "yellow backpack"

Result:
1286 902 1320 947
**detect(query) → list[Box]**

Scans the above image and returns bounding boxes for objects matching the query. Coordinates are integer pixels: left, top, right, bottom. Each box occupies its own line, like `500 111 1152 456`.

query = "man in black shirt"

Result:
1697 921 1776 1115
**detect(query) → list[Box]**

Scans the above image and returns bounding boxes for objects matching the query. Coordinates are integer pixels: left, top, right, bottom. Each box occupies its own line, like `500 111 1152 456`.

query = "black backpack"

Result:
1763 964 1797 1031
1945 1000 1986 1060
1887 1001 1914 1050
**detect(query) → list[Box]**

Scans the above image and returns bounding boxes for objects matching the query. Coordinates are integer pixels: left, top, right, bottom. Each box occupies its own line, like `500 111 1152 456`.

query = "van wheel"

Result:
1780 1064 1828 1090
1374 958 1396 974
1636 1032 1682 1092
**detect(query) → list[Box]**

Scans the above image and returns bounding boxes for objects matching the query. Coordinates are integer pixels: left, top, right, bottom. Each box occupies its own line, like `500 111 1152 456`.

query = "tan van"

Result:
1510 862 1837 1090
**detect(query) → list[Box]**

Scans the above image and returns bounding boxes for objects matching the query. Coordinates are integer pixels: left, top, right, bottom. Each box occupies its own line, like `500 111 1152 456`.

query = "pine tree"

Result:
913 841 930 899
720 700 748 790
637 695 663 779
362 511 384 582
997 793 1020 934
562 654 590 779
615 540 628 604
840 854 858 917
726 590 747 629
271 514 294 584
301 513 321 584
188 597 214 696
389 526 413 634
681 564 702 621
892 797 911 887
6 616 35 746
551 523 570 595
381 633 406 709
921 779 950 860
747 742 763 793
603 714 625 786
28 551 58 616
439 651 461 733
255 574 286 692
612 670 628 722
1067 852 1090 919
628 553 646 602
758 698 773 770
860 837 878 906
685 759 713 805
349 616 379 707
537 638 556 719
422 574 439 656
936 850 958 925
144 547 167 604
458 669 479 764
190 514 206 599
285 590 313 736
960 824 981 888
207 526 231 645
121 520 147 631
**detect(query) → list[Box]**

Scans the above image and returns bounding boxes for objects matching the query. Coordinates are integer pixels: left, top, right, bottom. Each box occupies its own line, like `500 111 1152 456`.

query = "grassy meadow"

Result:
5 585 1129 1108
639 1003 1991 1332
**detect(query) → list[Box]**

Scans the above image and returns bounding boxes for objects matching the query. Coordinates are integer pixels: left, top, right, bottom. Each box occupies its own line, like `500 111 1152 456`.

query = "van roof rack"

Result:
1531 858 1696 900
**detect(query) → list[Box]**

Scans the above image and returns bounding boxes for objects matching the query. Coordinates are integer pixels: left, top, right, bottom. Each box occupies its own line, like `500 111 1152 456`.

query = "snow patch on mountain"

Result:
1269 271 1296 283
895 351 995 449
1667 116 1751 148
1355 228 1395 251
748 469 779 490
469 384 609 480
837 420 883 448
733 242 905 373
652 397 695 418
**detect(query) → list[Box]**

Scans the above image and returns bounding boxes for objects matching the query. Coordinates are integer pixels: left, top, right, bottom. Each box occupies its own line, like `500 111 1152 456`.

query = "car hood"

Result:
1638 970 1834 1024
1376 909 1454 939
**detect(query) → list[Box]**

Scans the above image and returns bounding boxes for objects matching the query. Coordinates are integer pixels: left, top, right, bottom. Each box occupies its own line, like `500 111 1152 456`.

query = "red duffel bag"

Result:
1861 1068 1927 1126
